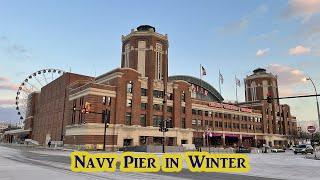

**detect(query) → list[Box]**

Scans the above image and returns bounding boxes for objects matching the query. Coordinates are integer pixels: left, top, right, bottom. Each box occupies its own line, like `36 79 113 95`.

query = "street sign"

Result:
307 125 316 133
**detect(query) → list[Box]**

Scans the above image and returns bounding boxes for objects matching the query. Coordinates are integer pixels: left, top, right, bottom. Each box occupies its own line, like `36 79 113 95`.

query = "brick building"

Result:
11 25 297 149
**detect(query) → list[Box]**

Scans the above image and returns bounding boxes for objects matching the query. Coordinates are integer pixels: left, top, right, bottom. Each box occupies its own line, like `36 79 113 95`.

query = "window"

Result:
167 106 173 113
155 43 162 80
192 119 197 125
167 118 173 128
153 104 162 111
153 90 164 98
124 43 130 67
224 122 228 128
209 121 213 127
79 97 84 124
140 114 146 127
192 109 197 115
205 111 209 116
181 92 185 102
153 115 163 127
181 118 186 129
198 110 202 115
197 120 202 126
102 96 112 106
141 103 147 110
168 93 173 100
126 112 132 125
205 120 208 126
182 107 186 114
141 88 147 96
215 121 218 127
72 100 76 124
126 99 132 107
127 81 133 93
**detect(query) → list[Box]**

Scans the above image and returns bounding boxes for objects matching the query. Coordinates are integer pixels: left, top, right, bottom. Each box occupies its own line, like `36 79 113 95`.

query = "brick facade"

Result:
24 25 297 148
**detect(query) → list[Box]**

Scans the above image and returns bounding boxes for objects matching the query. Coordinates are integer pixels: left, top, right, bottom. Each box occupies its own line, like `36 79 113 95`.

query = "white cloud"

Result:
0 76 19 91
256 48 270 56
289 45 311 55
267 64 307 88
285 0 320 22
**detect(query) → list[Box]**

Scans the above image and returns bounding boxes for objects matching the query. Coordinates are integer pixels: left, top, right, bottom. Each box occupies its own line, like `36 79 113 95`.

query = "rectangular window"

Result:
192 119 197 125
140 114 146 127
209 121 213 127
127 99 132 107
167 106 173 113
182 107 186 114
181 92 186 102
205 111 209 116
153 104 162 111
72 100 77 124
197 120 202 126
205 120 208 126
126 112 132 125
167 118 173 128
127 81 133 93
198 110 202 115
215 121 218 127
141 88 147 96
153 115 163 127
141 103 147 110
153 90 164 98
192 109 197 115
181 118 186 129
168 93 173 100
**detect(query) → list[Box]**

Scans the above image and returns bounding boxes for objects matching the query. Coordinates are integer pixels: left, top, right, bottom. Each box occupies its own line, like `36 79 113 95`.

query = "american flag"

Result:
219 71 224 84
201 66 207 76
235 77 241 87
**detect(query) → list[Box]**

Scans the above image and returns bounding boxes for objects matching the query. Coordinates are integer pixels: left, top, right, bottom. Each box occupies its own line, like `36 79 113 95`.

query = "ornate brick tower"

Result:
121 25 169 81
244 68 279 105
121 25 169 127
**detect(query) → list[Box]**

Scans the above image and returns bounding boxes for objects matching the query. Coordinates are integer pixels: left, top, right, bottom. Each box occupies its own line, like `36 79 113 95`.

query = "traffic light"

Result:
159 119 169 132
267 93 273 104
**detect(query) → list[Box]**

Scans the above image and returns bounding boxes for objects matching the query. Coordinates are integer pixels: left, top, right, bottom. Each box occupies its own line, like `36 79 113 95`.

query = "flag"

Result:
219 71 224 84
201 66 207 76
235 77 241 87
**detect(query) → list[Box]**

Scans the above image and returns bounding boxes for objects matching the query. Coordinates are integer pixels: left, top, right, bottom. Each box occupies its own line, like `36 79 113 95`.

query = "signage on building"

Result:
191 84 208 96
208 102 253 113
307 125 316 134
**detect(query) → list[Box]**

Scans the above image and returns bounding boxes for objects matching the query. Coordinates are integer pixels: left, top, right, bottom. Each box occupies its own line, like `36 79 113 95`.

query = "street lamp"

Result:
306 77 320 131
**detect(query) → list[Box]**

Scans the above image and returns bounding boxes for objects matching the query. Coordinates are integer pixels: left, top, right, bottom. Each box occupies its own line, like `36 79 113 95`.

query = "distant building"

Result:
4 25 298 149
0 122 9 133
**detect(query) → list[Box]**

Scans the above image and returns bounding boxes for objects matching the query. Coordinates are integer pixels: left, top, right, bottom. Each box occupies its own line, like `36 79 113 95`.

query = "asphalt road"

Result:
0 144 282 180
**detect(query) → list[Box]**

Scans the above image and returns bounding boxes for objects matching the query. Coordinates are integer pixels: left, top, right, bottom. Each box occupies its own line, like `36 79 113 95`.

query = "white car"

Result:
271 148 285 153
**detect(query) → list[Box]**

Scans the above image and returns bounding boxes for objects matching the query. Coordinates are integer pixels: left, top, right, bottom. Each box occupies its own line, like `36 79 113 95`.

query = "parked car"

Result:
294 144 313 154
235 146 251 153
271 148 285 153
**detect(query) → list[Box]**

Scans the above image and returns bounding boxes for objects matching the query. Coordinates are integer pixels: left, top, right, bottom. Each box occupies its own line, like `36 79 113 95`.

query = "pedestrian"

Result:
48 140 51 148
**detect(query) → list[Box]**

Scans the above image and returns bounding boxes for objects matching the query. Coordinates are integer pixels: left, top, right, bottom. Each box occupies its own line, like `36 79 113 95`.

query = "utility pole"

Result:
306 77 320 132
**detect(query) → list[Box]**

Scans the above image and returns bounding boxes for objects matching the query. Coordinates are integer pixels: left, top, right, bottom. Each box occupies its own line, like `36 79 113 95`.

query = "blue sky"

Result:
0 0 320 125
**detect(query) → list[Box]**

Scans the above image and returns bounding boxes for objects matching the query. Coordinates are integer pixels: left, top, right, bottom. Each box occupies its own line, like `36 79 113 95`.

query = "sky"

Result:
0 0 320 125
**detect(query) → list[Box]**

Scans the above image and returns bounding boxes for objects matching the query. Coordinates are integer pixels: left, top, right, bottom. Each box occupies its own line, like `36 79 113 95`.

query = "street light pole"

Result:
306 77 320 131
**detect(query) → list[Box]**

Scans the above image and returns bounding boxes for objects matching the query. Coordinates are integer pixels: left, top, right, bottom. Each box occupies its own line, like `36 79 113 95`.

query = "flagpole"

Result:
219 69 222 96
235 75 238 103
199 64 202 151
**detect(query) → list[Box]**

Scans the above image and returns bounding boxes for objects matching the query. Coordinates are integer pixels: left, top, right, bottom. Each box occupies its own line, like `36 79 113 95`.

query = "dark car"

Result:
294 144 313 154
235 146 251 153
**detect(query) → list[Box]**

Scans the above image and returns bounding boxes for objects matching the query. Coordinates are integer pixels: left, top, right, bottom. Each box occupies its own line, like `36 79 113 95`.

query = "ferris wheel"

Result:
15 68 65 122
